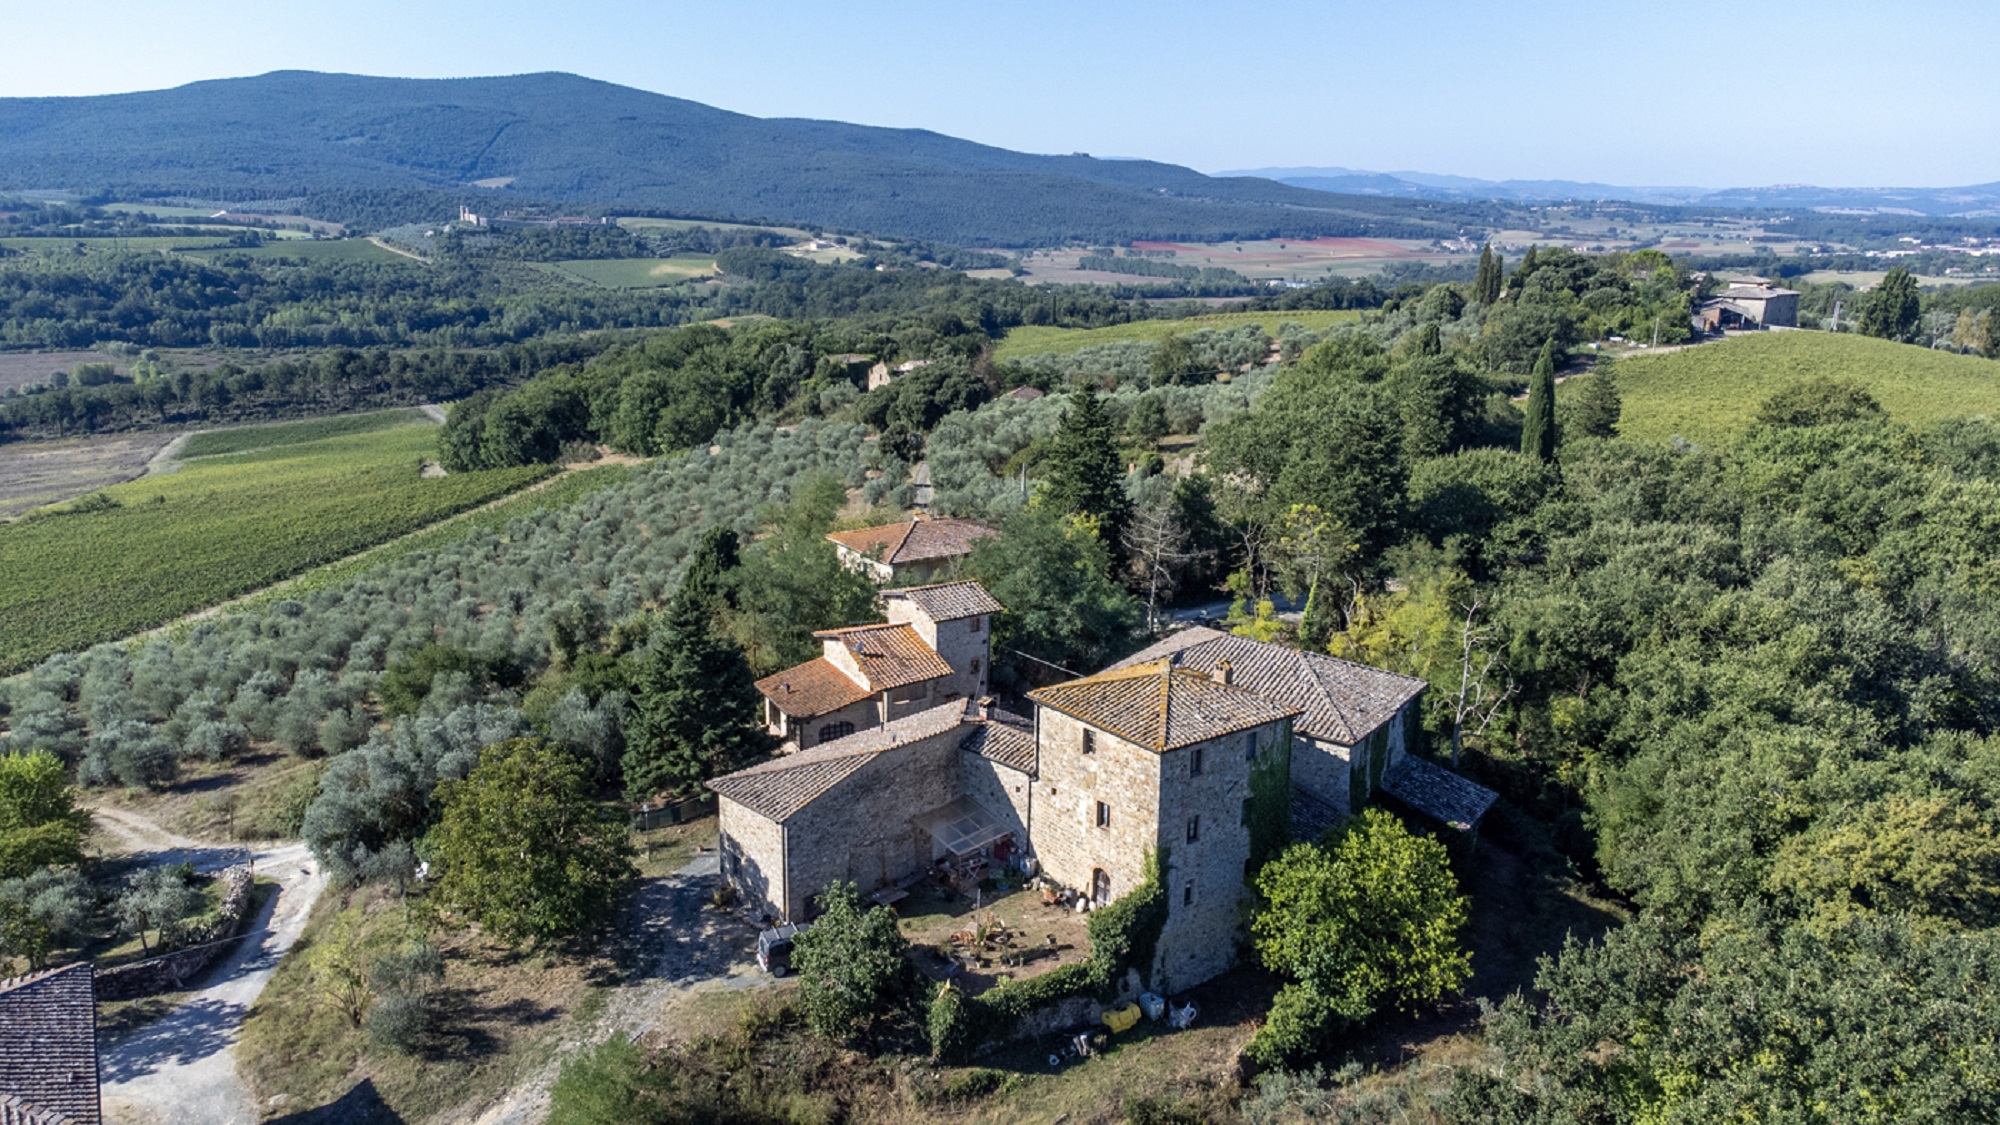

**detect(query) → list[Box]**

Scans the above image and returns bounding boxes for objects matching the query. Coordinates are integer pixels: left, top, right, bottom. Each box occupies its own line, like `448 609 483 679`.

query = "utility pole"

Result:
1830 299 1843 333
1652 313 1661 349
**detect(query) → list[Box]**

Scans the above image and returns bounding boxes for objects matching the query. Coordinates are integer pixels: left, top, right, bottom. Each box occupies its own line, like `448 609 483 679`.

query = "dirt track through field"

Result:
91 807 327 1125
453 852 771 1125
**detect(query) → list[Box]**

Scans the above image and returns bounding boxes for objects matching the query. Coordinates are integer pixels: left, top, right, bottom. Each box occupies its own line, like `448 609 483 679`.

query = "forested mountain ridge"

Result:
0 71 1496 245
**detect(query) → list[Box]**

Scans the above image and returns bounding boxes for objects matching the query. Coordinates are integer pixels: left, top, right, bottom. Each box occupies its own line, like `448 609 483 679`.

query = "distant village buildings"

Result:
866 359 931 392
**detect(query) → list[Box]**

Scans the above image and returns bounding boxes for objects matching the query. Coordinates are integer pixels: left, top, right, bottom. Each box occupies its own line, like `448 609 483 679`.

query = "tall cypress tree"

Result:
1473 244 1498 306
1521 341 1559 463
622 546 767 799
1041 383 1131 548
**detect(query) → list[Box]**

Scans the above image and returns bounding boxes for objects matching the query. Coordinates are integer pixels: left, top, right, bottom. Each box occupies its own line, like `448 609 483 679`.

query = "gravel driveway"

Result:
89 808 327 1125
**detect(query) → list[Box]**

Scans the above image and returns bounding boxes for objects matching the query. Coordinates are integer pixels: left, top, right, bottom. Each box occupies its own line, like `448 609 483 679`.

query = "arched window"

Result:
817 721 856 744
1092 868 1113 907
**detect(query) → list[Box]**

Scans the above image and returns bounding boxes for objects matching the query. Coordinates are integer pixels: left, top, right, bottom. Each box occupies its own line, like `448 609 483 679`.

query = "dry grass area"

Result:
87 750 322 848
0 431 178 518
0 350 131 392
240 884 619 1124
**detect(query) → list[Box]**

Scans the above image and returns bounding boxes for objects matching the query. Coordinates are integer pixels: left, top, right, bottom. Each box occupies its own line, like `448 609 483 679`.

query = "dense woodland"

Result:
5 199 2000 1121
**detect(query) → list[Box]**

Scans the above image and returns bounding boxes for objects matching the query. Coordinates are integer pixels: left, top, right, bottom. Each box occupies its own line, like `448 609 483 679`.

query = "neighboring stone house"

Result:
0 963 100 1125
1697 282 1800 331
712 625 1499 992
753 580 1000 752
866 358 931 391
825 515 998 584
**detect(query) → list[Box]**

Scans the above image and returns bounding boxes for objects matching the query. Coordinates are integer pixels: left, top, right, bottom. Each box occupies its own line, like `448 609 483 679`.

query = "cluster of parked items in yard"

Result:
715 575 1499 997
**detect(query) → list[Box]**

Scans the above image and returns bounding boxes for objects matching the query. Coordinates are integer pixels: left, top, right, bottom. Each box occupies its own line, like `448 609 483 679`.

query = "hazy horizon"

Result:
5 0 1996 190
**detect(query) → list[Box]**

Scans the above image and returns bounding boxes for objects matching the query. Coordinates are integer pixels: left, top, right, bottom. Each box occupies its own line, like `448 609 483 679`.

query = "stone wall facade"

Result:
720 726 967 922
1291 734 1352 818
718 798 789 920
888 604 992 702
1151 718 1291 991
1029 709 1162 908
960 752 1032 847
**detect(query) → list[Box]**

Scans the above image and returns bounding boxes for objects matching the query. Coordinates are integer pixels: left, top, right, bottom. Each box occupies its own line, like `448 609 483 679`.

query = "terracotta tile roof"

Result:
708 701 969 821
1108 627 1425 745
0 963 98 1125
1006 386 1044 401
810 623 954 691
1383 755 1499 831
826 516 998 566
960 707 1037 774
755 658 872 721
1029 661 1299 752
884 580 1004 622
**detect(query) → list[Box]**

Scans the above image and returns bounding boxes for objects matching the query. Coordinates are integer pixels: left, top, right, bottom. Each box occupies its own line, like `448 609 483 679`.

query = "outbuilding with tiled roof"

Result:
0 964 100 1125
825 515 998 584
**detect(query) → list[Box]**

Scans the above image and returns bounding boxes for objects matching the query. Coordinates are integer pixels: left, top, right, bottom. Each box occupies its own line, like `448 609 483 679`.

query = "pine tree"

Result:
1520 341 1559 463
1041 383 1131 548
1573 362 1622 439
1859 266 1921 343
1509 244 1540 293
622 565 768 800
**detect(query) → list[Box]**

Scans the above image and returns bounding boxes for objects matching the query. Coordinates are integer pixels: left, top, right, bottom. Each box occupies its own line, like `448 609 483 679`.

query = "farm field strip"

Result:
177 408 429 459
533 257 719 288
184 239 412 264
0 432 178 520
0 422 550 673
996 309 1363 359
1599 331 2000 447
0 235 237 252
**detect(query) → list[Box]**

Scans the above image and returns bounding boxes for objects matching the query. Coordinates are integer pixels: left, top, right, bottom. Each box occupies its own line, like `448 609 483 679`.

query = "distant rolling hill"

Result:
0 71 1502 246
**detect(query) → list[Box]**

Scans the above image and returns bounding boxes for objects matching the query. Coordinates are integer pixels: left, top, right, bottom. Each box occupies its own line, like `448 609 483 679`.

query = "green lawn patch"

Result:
1602 331 2000 447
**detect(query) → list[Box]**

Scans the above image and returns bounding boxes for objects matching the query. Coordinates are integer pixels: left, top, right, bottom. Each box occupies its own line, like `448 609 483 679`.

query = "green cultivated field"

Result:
1601 331 2000 447
535 257 718 288
0 421 549 673
996 309 1363 360
0 235 235 253
186 239 409 264
179 408 427 458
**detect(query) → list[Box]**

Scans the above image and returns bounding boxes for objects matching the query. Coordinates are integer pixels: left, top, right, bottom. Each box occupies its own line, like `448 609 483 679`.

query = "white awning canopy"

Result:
915 796 1013 856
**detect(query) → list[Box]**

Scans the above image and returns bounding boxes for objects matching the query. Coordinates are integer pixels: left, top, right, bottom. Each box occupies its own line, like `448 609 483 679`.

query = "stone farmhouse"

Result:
0 963 100 1125
1697 281 1800 331
825 515 998 584
712 604 1499 992
753 580 1001 752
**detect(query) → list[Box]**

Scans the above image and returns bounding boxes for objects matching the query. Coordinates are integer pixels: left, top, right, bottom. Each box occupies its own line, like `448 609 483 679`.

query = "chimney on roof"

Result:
1211 661 1234 686
973 695 992 721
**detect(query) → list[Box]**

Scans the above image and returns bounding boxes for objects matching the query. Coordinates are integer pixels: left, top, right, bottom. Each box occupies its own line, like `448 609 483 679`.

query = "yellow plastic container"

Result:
1101 1003 1141 1034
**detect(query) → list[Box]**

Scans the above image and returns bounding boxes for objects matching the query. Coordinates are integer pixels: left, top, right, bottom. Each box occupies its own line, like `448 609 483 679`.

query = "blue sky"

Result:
7 0 1996 188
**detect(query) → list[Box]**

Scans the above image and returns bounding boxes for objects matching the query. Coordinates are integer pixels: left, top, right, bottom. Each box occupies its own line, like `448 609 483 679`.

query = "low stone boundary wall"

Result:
96 864 257 1000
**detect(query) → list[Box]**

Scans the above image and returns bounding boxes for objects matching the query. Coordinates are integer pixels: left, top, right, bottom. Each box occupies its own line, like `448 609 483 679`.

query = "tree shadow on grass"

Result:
267 1077 406 1125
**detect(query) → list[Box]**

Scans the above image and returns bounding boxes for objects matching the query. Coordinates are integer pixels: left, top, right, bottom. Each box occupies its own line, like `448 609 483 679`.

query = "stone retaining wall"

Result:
96 864 256 1000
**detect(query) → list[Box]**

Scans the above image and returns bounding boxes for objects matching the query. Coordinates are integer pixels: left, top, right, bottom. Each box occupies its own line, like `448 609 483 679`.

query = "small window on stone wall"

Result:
971 657 982 675
1247 729 1260 761
817 720 855 743
1190 745 1204 776
1187 815 1200 843
1082 729 1096 754
1096 800 1111 829
1183 883 1195 906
